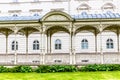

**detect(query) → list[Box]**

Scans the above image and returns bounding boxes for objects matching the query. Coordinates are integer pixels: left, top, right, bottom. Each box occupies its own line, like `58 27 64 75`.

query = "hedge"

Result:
35 65 78 73
0 64 120 73
79 64 120 71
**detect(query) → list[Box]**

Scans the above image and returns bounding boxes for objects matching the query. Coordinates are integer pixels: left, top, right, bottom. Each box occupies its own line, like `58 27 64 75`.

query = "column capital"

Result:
14 25 18 34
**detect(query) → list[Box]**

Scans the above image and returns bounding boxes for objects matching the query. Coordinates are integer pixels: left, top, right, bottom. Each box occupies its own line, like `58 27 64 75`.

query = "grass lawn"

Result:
0 71 120 80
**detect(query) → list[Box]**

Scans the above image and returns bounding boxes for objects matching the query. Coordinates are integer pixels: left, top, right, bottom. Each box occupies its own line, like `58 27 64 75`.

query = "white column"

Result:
26 36 28 54
5 32 8 64
42 32 46 64
72 31 76 64
47 32 51 53
25 31 29 63
100 30 103 64
117 29 119 53
95 34 97 53
40 32 42 64
69 32 72 64
14 32 17 65
6 35 8 54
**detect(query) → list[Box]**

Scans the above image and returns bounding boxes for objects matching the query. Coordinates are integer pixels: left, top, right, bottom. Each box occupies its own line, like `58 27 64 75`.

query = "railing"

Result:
0 52 119 65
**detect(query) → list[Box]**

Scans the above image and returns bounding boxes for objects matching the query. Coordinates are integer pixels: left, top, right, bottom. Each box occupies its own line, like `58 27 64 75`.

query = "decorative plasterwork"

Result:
44 24 70 32
44 14 68 21
41 11 73 21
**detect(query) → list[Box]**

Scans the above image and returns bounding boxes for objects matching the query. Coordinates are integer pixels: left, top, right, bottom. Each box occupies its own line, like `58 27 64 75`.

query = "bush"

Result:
35 65 78 73
10 66 33 73
1 64 120 73
79 64 120 72
0 66 8 73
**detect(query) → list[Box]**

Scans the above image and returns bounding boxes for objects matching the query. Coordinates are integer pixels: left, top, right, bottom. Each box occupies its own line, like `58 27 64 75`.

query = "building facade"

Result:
0 0 120 65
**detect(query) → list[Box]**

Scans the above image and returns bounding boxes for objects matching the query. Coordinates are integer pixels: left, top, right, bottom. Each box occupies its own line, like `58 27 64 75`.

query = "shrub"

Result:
10 66 33 73
35 65 78 73
79 64 120 72
0 66 8 73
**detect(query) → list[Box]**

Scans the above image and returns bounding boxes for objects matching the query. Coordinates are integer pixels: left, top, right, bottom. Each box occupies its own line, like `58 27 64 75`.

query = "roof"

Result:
0 11 120 21
0 16 41 21
72 11 120 19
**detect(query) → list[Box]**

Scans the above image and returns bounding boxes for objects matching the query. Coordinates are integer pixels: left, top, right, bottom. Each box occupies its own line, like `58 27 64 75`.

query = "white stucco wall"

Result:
0 31 118 54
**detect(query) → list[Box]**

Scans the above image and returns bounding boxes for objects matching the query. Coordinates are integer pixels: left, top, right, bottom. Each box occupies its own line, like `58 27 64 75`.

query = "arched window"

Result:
102 3 115 11
106 39 114 49
55 39 61 50
77 4 90 11
81 39 88 49
11 41 18 50
13 14 18 17
33 40 39 50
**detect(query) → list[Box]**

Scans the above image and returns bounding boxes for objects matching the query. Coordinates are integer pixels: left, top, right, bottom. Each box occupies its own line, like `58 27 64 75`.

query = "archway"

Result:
75 25 99 53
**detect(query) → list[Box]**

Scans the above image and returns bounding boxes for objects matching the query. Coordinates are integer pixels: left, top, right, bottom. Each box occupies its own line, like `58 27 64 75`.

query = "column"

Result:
72 31 76 64
42 32 46 64
47 31 51 53
40 31 42 64
5 31 8 64
69 31 72 64
25 30 28 54
14 25 18 65
6 34 8 54
95 34 97 53
117 29 119 53
100 28 103 64
14 31 17 65
26 36 28 54
25 30 29 63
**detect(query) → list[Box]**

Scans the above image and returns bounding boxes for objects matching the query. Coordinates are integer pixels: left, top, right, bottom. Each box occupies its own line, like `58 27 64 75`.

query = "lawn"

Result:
0 71 120 80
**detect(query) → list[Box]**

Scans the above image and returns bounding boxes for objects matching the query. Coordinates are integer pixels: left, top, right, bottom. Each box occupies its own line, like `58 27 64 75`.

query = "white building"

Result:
0 0 119 65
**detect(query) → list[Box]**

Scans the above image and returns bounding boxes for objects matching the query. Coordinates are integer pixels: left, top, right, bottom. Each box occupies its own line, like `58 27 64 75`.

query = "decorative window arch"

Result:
33 40 39 50
81 39 88 49
106 38 114 49
11 41 18 50
102 3 115 10
55 39 61 50
77 3 91 11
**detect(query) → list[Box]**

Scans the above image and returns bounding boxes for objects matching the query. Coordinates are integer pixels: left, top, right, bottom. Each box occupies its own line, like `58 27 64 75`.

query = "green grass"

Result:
0 71 120 80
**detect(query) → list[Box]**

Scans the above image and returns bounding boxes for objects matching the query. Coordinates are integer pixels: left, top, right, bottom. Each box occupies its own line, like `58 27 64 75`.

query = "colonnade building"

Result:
0 0 120 65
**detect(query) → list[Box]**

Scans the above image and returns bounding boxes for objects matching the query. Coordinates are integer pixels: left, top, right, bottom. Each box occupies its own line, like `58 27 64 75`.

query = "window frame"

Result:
55 39 62 50
33 40 39 50
11 41 18 51
106 38 114 49
81 39 88 49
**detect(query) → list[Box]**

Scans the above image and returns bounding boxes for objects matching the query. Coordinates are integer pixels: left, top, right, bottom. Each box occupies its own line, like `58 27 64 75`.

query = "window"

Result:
33 40 39 50
8 10 21 17
81 39 88 49
106 39 114 49
102 3 115 11
55 39 61 50
11 41 18 50
29 9 42 16
77 4 90 11
33 13 39 16
13 14 18 17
